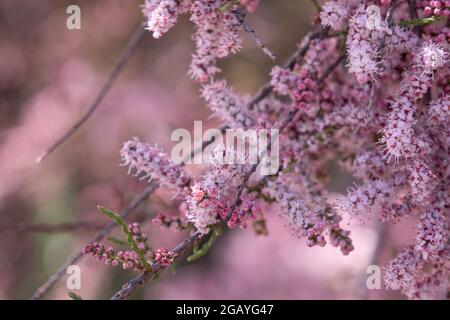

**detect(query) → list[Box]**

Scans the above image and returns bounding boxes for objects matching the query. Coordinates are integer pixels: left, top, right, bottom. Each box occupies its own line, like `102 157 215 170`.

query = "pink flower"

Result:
120 137 191 191
320 0 350 31
191 185 205 203
143 0 180 39
154 248 177 266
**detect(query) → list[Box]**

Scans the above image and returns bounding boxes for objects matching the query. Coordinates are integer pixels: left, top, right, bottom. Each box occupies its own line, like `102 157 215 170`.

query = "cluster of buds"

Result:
329 228 354 256
220 193 261 229
151 248 177 267
270 66 299 96
129 222 149 252
293 70 317 109
82 242 148 272
120 137 191 192
424 25 450 43
152 212 190 231
83 220 178 271
417 1 450 17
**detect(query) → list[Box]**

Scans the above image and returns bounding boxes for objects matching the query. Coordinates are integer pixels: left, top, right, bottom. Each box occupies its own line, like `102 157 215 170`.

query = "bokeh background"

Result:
0 0 415 299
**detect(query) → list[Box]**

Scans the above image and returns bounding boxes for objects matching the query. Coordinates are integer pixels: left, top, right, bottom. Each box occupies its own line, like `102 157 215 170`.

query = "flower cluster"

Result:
83 242 148 271
184 149 253 235
384 244 448 299
108 0 450 299
152 248 177 266
417 1 450 17
345 5 389 83
201 80 255 129
143 0 183 39
267 173 354 255
142 0 261 82
83 220 177 271
129 222 149 251
222 192 261 229
120 137 191 192
320 0 352 31
270 66 299 96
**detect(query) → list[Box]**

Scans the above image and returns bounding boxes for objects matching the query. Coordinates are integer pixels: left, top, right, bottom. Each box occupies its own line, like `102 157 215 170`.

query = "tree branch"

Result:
0 222 105 234
247 26 326 111
35 23 147 164
233 9 277 61
0 214 153 234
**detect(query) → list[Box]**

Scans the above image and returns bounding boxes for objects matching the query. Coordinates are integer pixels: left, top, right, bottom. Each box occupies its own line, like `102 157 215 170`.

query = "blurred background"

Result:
0 0 414 299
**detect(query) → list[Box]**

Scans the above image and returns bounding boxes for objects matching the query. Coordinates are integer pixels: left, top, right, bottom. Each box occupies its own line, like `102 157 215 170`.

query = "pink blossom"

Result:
120 137 191 191
154 248 177 266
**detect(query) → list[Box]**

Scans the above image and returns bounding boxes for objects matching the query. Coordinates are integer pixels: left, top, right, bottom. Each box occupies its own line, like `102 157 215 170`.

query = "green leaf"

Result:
98 206 151 271
107 236 129 247
187 226 223 262
219 0 239 12
193 242 199 253
68 292 83 300
171 261 177 274
400 15 443 26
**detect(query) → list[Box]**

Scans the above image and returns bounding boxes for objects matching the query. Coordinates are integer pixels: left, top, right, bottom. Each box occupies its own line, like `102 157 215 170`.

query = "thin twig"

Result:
316 52 345 84
29 182 157 300
0 222 105 234
0 215 152 234
233 9 277 62
35 23 147 164
247 27 325 111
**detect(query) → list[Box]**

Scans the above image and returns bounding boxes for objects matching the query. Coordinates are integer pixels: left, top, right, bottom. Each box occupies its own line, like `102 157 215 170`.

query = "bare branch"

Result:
0 214 153 234
316 52 345 84
233 9 277 62
35 23 147 164
0 222 104 234
247 26 326 111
